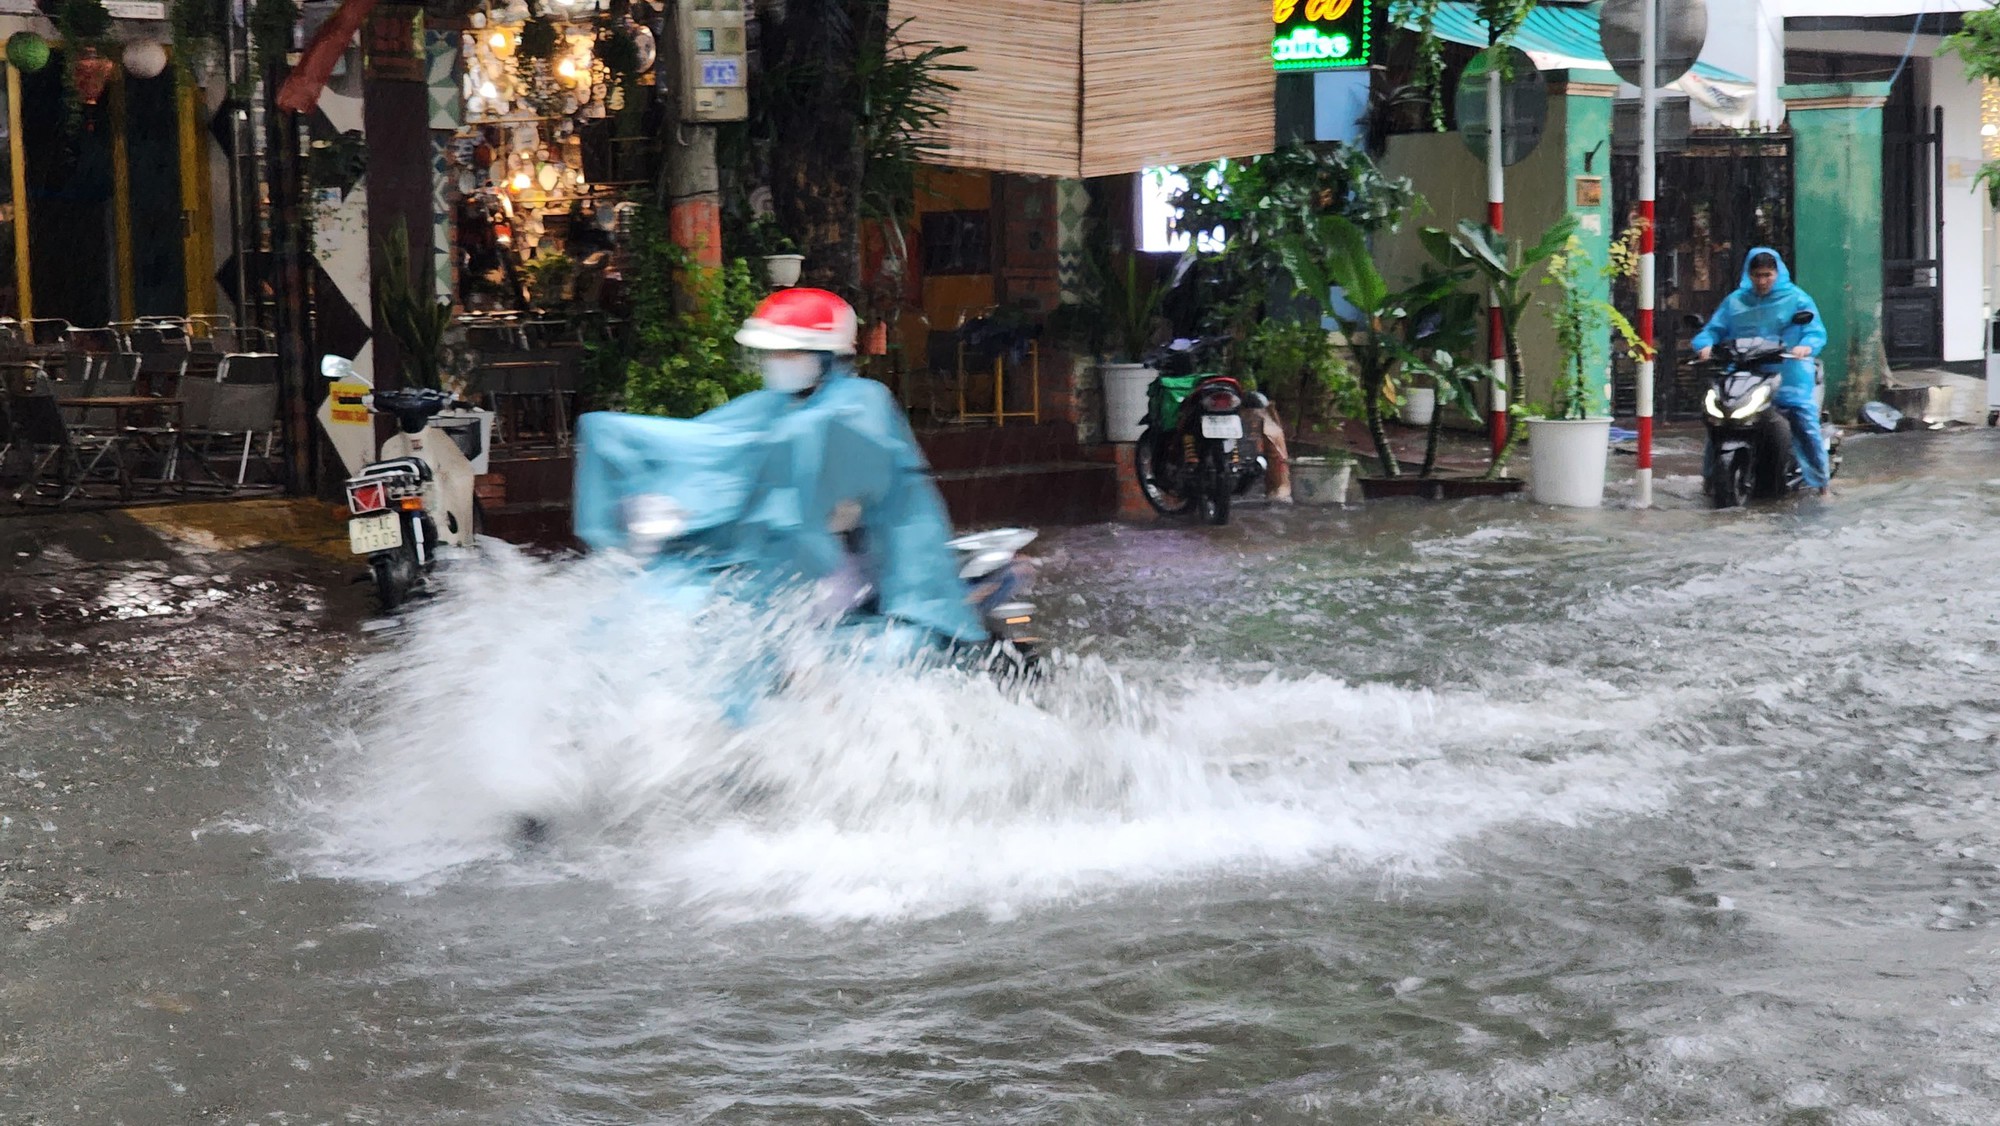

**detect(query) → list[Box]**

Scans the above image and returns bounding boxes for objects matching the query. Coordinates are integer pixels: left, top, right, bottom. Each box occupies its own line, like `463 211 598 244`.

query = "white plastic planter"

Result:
1526 417 1611 508
1400 387 1436 427
1289 456 1352 505
763 254 804 288
1100 363 1156 442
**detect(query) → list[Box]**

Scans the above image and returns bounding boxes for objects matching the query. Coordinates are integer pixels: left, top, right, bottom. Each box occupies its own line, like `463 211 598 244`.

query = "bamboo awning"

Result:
887 0 1276 178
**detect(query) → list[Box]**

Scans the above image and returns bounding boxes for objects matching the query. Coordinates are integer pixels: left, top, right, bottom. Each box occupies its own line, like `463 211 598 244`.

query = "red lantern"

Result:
72 47 118 107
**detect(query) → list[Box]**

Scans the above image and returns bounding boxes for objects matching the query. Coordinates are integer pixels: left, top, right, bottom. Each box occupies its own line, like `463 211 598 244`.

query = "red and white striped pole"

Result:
1635 0 1658 508
1487 60 1508 460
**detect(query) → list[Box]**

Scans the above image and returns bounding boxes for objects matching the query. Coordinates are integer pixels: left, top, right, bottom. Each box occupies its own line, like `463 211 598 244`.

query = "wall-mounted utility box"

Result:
671 0 748 122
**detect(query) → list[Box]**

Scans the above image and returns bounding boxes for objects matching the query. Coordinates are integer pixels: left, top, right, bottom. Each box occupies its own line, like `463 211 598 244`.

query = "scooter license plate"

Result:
349 513 404 554
1201 414 1244 440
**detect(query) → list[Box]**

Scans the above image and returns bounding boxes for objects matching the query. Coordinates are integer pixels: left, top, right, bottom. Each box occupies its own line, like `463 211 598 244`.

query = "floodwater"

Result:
8 430 2000 1124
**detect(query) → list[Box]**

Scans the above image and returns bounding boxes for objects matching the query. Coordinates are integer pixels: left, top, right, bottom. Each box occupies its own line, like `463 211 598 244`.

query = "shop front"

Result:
0 12 217 330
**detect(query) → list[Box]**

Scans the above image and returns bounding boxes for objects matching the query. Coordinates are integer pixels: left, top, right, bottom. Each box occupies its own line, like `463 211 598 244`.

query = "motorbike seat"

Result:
357 455 434 482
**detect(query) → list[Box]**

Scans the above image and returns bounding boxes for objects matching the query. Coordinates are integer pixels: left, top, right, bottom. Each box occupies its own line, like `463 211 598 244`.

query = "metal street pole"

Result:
1636 0 1658 508
1488 61 1507 460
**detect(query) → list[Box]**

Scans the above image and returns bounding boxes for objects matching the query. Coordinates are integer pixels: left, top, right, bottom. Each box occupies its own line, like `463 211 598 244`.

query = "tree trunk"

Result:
1421 386 1444 477
764 0 884 300
1364 382 1398 478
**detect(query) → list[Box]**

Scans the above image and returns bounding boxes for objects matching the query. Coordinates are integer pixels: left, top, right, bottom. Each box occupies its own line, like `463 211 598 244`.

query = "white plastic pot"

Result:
763 254 804 288
1526 417 1611 508
1400 387 1436 427
1288 456 1352 506
1100 363 1156 442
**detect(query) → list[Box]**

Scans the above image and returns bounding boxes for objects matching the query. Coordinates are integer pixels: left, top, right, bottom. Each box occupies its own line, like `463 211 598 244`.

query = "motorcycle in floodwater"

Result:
321 356 484 611
1691 310 1842 509
1132 338 1268 526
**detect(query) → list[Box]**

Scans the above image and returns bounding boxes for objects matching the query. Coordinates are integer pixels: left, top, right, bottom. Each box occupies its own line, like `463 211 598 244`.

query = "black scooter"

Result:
1132 338 1268 526
1692 309 1842 509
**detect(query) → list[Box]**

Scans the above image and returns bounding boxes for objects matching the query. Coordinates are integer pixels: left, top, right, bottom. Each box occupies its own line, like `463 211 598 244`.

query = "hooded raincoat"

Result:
1690 247 1827 405
573 364 984 644
1689 248 1831 488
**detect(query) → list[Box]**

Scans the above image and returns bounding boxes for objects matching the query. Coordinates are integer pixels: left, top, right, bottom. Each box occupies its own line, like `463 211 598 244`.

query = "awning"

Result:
886 0 1276 179
1399 1 1749 84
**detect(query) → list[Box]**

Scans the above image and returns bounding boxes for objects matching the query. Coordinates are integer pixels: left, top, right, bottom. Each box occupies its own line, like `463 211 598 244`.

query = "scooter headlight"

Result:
1703 388 1723 419
623 493 687 553
1729 385 1773 420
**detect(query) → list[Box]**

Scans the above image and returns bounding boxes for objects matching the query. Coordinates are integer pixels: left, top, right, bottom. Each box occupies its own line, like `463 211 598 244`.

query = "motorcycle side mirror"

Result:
1680 314 1704 333
1791 310 1816 326
321 355 361 383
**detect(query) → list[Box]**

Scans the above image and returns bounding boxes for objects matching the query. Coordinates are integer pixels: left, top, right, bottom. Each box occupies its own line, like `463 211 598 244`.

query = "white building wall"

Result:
1934 49 1989 363
1782 26 1994 363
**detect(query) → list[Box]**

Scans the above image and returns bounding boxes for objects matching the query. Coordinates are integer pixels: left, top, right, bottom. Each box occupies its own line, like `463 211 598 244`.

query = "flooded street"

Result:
8 431 2000 1124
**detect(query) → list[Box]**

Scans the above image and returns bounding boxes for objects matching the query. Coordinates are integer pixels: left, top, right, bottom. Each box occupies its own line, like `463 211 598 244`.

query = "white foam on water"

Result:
288 546 1684 924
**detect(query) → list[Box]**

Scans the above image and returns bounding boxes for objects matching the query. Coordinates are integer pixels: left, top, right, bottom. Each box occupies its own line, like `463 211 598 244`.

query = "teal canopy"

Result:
1395 2 1747 84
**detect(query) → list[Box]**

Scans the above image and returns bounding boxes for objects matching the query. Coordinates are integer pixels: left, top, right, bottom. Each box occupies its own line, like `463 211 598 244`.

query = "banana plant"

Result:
1420 214 1575 407
1398 266 1484 477
1277 213 1452 479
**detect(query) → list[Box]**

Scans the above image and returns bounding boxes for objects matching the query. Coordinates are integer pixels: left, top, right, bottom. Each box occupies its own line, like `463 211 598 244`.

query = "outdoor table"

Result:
57 396 196 497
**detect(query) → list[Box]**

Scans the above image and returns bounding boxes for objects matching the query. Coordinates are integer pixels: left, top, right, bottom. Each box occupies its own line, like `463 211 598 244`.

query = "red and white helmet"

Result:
735 287 858 355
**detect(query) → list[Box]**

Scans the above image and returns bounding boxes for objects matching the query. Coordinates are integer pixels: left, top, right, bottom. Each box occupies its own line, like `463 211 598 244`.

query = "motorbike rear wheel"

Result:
1134 428 1196 516
1200 444 1231 526
371 541 420 611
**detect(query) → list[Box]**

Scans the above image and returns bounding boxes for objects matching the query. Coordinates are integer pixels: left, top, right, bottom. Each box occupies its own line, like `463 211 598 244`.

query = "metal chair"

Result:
210 326 272 353
134 351 188 398
66 327 121 354
216 352 279 384
7 370 124 504
128 325 190 353
23 318 71 347
72 352 141 433
182 355 282 486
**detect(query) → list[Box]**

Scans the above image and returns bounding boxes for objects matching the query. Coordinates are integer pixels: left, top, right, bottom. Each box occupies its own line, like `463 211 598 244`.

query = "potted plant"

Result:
1051 249 1165 442
750 214 803 287
1243 317 1359 504
1397 268 1492 480
1421 214 1576 480
375 221 495 468
1525 227 1647 508
1276 213 1428 481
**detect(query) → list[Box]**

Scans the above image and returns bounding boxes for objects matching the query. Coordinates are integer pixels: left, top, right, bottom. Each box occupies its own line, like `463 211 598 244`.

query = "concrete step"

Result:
933 461 1118 528
918 422 1088 473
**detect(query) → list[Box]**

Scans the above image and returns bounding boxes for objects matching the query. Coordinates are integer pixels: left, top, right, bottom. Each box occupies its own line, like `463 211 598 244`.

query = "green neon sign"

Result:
1271 0 1371 72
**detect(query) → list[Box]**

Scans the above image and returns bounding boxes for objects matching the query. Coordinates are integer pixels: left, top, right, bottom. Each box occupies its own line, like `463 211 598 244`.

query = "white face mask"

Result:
761 354 822 394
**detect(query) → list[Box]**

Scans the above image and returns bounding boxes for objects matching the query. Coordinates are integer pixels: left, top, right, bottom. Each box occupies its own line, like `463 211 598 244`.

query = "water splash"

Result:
292 544 1682 923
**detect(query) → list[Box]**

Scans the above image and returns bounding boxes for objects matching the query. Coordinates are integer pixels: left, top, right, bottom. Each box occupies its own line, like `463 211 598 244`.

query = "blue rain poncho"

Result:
572 365 985 644
1690 247 1827 405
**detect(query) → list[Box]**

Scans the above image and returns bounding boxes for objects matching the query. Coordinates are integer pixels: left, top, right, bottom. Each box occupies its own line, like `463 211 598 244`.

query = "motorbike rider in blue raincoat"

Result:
1691 248 1832 495
572 287 985 648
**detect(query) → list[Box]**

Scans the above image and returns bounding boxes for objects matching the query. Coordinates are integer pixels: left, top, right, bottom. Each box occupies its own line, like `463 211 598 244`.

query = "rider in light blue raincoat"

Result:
1691 247 1831 493
572 287 984 646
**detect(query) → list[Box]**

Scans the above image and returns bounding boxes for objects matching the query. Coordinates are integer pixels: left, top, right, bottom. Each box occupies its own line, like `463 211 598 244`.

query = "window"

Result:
1136 168 1223 254
920 210 991 275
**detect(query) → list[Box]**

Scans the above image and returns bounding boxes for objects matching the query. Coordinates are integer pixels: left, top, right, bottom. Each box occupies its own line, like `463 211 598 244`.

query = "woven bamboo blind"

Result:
1080 0 1275 177
886 0 1273 178
887 0 1083 178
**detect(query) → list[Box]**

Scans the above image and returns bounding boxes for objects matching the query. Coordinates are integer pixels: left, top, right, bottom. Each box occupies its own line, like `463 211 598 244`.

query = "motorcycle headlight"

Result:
1729 385 1773 420
623 493 687 549
1703 388 1723 419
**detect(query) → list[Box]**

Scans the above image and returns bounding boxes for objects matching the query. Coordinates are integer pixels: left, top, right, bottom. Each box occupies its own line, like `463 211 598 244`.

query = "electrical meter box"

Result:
672 0 748 123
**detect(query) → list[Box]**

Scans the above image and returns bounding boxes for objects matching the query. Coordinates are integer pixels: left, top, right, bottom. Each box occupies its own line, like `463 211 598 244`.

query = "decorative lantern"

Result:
122 40 169 80
6 31 50 74
72 47 119 106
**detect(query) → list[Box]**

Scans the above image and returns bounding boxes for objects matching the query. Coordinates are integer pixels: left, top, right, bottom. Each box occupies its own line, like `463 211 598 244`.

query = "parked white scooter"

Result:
318 356 488 610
